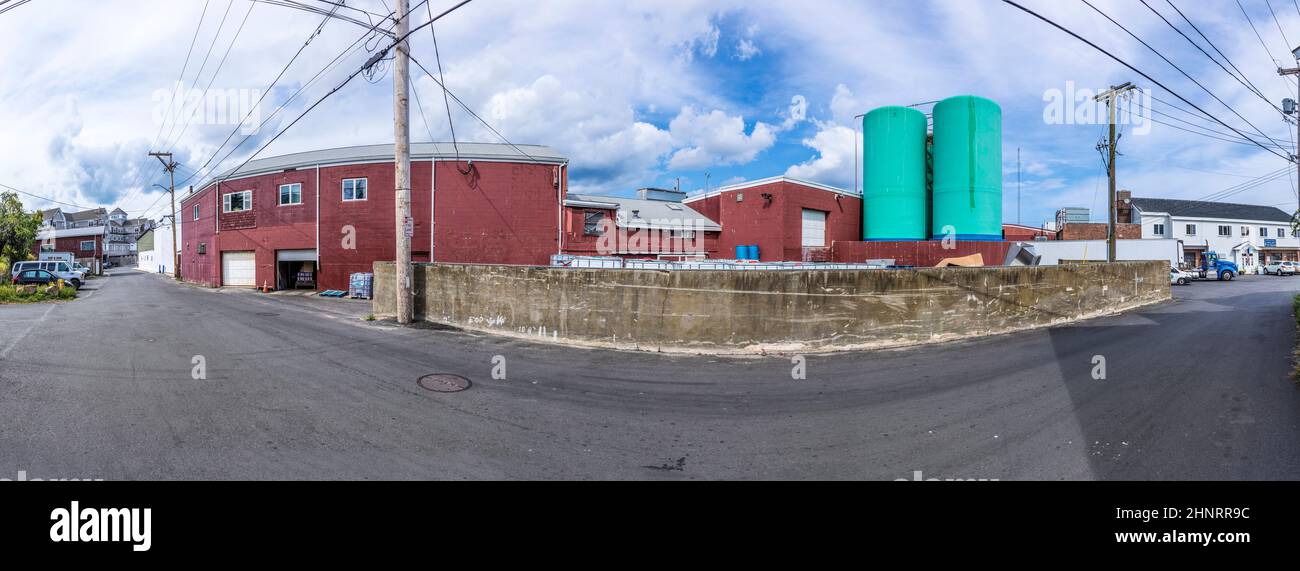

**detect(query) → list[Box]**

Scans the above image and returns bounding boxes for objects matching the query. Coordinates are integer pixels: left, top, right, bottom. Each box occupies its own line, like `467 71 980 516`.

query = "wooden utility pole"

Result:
394 0 413 324
1280 64 1300 224
1094 82 1135 264
149 151 179 279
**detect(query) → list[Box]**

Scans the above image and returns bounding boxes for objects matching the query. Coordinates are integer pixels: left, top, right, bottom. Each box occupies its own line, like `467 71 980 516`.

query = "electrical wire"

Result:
167 0 258 150
197 0 474 188
1002 0 1295 162
1139 0 1288 118
0 0 34 16
1080 0 1290 151
174 1 387 188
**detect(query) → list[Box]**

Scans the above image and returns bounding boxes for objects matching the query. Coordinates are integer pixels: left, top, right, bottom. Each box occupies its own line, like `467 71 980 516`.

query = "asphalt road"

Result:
2 269 1299 480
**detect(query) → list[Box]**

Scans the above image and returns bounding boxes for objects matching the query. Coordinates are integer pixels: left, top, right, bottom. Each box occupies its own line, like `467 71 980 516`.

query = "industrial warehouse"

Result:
180 95 1024 289
13 0 1300 542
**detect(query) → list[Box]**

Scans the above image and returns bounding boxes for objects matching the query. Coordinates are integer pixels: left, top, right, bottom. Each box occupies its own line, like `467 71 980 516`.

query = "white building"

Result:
135 219 177 275
1131 198 1298 273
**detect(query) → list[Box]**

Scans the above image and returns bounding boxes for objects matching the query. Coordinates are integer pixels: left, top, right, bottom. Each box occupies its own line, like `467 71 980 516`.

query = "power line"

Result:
1139 0 1288 118
1080 0 1290 151
195 0 474 190
1001 0 1295 162
158 0 236 150
249 0 388 32
408 53 536 162
0 182 96 211
1197 165 1292 201
174 1 390 189
166 0 258 151
427 1 465 169
118 0 213 209
0 0 34 16
1267 0 1293 52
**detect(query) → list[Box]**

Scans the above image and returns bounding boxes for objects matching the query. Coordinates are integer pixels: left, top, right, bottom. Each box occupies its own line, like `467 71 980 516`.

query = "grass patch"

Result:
0 284 77 304
364 314 376 321
1293 295 1300 382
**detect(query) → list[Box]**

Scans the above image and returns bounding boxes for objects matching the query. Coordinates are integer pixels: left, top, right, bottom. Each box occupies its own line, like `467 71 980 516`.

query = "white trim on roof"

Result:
35 226 106 239
564 199 619 209
684 176 860 203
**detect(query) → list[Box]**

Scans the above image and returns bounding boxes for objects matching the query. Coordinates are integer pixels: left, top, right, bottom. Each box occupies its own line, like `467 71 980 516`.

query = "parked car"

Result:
1170 267 1195 285
9 260 82 288
1265 261 1297 276
11 268 62 287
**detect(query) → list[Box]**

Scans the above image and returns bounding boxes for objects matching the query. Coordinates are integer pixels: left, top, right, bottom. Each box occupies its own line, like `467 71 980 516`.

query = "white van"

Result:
9 260 84 288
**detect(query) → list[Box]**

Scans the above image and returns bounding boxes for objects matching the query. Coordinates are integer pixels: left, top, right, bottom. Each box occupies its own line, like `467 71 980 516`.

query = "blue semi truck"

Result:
1195 252 1238 281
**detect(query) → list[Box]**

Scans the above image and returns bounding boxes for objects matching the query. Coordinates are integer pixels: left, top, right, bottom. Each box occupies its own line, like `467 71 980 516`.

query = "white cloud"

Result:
667 107 777 170
736 38 760 61
785 121 857 189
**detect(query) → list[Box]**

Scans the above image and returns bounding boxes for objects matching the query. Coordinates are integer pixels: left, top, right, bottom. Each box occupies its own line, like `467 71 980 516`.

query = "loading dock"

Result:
276 249 317 290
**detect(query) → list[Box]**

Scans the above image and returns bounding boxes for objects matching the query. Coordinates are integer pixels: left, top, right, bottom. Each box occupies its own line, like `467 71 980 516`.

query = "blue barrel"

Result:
735 245 749 260
746 245 760 260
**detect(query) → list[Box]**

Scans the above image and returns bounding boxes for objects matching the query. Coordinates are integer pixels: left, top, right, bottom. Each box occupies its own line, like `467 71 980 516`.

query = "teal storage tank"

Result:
862 106 928 240
931 95 1002 240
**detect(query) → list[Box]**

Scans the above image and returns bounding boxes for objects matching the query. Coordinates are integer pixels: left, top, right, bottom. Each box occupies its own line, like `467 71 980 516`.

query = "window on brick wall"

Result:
584 210 605 236
279 183 302 206
342 178 367 201
193 205 200 220
223 190 252 213
79 240 95 251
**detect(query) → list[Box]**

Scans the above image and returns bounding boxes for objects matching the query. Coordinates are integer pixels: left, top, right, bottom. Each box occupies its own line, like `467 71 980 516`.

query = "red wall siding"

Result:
31 235 103 259
180 157 558 291
687 180 862 261
434 161 561 265
831 240 1013 267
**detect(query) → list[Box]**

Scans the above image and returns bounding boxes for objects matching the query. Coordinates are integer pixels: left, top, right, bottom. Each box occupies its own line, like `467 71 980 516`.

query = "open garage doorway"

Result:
276 249 317 290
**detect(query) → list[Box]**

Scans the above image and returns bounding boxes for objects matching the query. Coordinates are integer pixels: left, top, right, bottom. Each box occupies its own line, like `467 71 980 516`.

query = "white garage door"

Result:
801 209 827 247
221 251 256 287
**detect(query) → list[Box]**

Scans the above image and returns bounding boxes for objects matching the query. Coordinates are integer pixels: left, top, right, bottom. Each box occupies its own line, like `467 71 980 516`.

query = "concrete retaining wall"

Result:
373 261 1170 353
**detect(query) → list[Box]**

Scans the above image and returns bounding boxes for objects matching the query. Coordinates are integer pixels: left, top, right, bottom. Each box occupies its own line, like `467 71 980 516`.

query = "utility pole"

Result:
149 151 179 279
1094 82 1135 264
1280 56 1300 226
394 0 413 324
1016 147 1021 226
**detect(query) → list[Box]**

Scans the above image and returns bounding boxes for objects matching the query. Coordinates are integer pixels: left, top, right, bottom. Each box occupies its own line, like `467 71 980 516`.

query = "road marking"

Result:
0 303 56 359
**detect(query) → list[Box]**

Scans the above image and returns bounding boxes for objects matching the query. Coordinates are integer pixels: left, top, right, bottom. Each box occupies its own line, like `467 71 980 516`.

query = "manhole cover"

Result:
417 374 472 393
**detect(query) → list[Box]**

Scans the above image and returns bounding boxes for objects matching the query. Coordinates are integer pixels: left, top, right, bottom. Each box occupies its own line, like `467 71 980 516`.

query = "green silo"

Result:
931 95 1002 240
862 106 928 240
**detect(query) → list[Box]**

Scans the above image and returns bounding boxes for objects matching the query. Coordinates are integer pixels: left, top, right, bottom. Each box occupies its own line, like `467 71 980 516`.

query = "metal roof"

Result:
567 193 722 231
1131 197 1293 223
195 142 565 190
684 176 860 202
35 226 105 239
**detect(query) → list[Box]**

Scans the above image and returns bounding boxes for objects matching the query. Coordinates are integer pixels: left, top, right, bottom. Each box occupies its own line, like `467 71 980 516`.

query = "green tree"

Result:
0 191 41 270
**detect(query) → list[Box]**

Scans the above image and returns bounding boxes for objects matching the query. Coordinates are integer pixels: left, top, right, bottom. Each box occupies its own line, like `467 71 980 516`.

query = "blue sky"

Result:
3 0 1300 229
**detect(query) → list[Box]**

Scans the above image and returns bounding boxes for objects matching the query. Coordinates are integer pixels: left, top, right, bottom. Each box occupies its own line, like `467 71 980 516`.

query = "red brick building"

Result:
179 143 568 290
684 177 863 261
1001 223 1056 241
562 188 721 260
32 226 105 268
